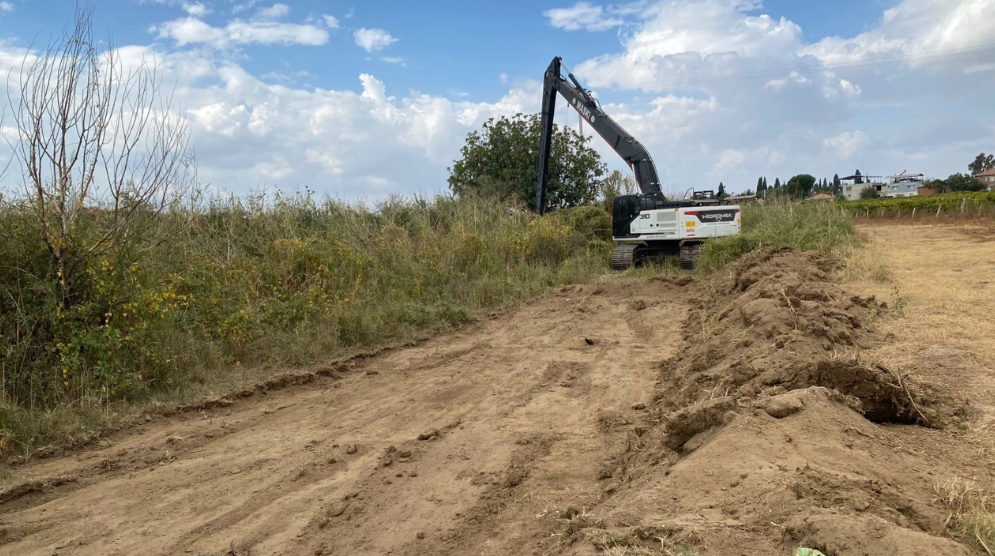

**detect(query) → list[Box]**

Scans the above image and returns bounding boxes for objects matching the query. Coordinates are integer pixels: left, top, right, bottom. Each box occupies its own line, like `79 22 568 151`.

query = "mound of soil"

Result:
655 247 952 427
565 248 987 556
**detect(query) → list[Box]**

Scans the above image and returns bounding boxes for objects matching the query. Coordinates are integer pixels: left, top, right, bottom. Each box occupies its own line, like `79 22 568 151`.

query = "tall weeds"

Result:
0 192 609 457
697 200 858 272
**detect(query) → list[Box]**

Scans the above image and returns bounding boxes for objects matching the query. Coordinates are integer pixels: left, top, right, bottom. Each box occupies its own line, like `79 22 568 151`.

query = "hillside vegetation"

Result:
0 193 611 457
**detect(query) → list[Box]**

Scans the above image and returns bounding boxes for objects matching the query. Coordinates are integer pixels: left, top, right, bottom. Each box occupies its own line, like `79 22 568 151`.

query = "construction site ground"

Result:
2 220 994 556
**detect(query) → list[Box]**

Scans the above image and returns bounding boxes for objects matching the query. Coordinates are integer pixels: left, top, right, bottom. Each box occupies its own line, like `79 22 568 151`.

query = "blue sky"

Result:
1 0 993 199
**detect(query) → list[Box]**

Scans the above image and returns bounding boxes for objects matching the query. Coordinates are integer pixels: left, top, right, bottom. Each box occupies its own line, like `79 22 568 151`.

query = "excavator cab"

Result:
611 194 650 239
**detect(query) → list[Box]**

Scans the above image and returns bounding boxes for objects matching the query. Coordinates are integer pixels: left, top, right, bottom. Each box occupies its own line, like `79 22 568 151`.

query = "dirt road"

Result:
0 277 688 556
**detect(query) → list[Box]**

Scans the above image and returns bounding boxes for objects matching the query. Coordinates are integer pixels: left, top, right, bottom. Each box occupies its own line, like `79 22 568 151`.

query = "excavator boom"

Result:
535 56 664 214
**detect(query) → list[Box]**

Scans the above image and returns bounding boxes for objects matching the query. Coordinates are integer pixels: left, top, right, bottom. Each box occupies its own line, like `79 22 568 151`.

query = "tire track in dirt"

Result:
0 277 690 556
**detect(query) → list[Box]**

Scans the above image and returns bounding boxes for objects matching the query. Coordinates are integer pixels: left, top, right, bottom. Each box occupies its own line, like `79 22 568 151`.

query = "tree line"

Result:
445 111 994 210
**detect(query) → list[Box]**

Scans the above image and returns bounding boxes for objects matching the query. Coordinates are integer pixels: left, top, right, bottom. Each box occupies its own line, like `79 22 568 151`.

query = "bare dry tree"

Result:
2 5 195 310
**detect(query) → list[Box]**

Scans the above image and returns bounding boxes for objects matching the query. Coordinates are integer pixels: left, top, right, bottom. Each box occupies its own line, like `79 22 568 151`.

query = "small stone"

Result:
764 395 805 419
346 445 358 454
416 532 426 540
327 501 350 517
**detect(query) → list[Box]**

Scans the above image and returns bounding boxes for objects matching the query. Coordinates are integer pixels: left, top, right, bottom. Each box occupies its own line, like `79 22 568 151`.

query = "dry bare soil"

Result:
1 221 994 556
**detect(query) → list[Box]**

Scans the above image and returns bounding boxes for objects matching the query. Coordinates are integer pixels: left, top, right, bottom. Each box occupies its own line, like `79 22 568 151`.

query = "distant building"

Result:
839 170 928 199
885 171 925 198
976 168 995 191
840 172 886 200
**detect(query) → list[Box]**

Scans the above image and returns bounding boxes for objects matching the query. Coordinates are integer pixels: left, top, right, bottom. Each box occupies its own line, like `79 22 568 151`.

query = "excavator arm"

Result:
535 56 664 214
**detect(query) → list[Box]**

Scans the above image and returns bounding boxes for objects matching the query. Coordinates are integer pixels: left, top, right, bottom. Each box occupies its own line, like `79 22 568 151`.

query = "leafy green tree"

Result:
717 182 727 199
854 169 862 184
448 113 606 212
763 177 768 190
969 153 994 175
773 177 780 192
599 169 636 212
945 172 986 192
859 186 880 199
757 177 763 191
786 174 817 198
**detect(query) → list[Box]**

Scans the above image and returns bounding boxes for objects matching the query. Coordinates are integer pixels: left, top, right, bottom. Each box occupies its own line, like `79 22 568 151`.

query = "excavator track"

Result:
610 244 639 270
679 242 703 270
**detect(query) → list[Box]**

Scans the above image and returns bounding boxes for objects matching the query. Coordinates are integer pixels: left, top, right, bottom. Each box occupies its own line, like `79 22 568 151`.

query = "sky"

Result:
0 0 993 200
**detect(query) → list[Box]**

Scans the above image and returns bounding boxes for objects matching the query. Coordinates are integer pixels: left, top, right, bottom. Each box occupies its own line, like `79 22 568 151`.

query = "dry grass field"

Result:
846 221 995 418
846 221 995 549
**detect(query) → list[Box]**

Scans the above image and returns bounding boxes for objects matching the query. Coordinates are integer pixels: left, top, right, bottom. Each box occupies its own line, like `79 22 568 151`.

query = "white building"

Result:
840 173 886 201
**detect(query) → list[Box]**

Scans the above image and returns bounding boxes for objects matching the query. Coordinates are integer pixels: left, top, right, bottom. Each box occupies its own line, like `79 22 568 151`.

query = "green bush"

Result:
551 205 612 241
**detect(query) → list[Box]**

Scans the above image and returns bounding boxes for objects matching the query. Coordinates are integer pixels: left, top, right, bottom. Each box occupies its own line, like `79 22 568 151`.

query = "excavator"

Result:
535 56 742 270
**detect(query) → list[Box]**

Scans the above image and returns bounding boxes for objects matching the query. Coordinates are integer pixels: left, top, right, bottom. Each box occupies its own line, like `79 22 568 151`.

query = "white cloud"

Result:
573 0 805 92
544 2 624 31
305 149 345 175
823 131 869 160
0 1 15 12
321 14 339 29
839 79 861 96
354 28 397 52
499 73 509 84
0 44 535 201
153 16 330 47
763 71 811 90
964 63 995 74
182 2 209 17
800 0 995 68
254 3 289 20
381 56 406 66
711 149 747 175
232 0 261 14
